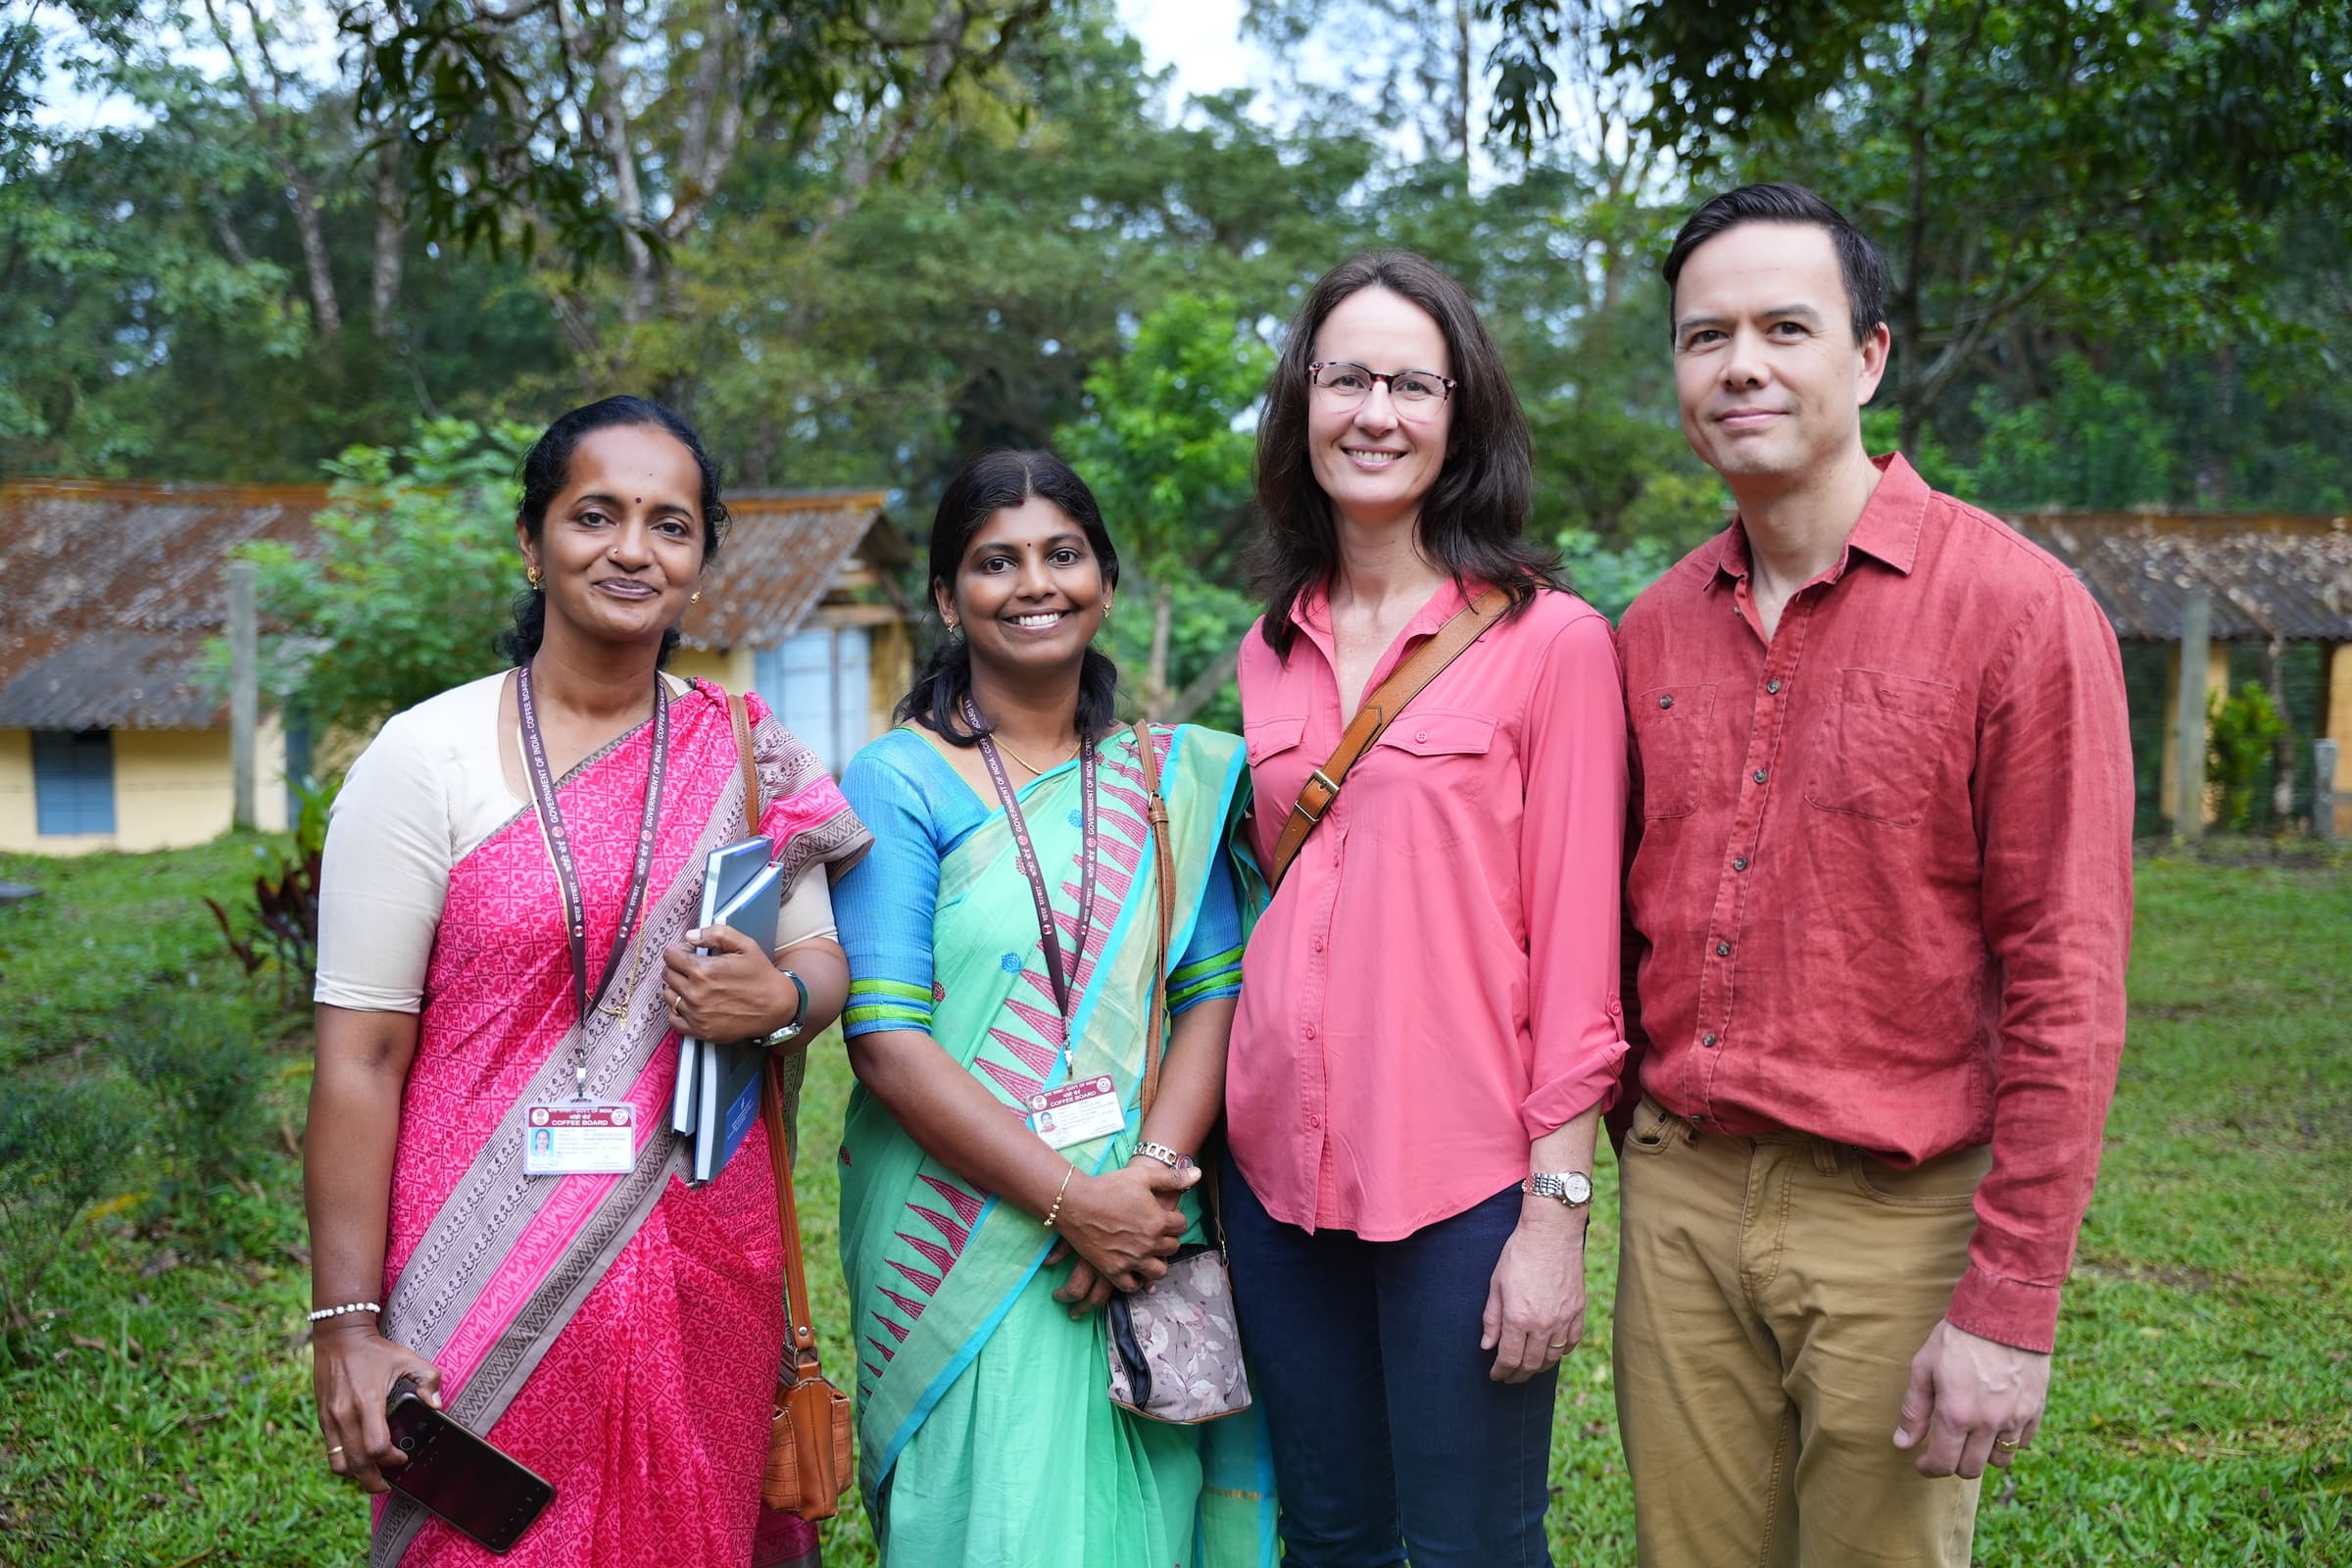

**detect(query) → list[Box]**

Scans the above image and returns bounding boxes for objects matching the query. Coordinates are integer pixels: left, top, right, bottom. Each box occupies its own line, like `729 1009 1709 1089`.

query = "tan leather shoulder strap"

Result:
729 692 762 830
762 1055 818 1358
1131 720 1176 1120
1266 584 1510 892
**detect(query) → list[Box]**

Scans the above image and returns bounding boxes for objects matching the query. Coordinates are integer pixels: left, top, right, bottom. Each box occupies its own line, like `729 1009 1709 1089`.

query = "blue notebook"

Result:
670 836 774 1137
689 858 786 1186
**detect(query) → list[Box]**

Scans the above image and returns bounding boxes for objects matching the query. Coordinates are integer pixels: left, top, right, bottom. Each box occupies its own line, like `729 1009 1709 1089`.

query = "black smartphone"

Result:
383 1376 556 1554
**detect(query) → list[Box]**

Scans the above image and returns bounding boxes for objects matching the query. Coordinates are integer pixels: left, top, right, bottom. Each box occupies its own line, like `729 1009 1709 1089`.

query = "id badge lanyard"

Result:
963 698 1100 1048
517 662 670 1098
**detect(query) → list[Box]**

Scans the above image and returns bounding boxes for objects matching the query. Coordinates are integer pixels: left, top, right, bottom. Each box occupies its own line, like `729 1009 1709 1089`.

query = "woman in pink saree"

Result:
306 397 870 1568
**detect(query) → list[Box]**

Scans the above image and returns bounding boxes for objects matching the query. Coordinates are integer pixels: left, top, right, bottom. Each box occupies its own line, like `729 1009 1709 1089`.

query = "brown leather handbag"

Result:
760 1049 853 1516
731 694 855 1520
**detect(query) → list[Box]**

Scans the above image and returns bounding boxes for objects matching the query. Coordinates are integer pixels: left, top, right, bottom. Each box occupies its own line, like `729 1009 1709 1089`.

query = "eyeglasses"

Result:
1308 361 1456 407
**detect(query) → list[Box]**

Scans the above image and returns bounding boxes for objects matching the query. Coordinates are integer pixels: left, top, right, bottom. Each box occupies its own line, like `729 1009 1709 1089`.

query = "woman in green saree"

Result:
831 450 1275 1567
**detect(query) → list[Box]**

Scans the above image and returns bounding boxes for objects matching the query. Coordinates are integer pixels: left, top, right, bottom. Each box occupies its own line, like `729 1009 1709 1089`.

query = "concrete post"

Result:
228 558 258 831
2174 589 2210 841
2317 740 2339 841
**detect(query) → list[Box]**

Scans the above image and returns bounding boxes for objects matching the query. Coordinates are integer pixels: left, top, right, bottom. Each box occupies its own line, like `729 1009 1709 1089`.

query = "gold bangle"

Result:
1043 1165 1075 1229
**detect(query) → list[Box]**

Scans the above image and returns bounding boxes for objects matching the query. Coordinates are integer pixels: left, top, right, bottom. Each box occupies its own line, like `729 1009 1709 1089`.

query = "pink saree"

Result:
368 681 869 1568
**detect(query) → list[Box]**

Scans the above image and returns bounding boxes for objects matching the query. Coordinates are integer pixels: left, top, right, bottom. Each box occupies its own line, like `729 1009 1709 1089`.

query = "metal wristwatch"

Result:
1522 1170 1593 1207
757 968 808 1047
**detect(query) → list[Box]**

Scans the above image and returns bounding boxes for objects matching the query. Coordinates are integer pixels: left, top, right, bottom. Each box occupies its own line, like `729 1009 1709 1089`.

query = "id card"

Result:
523 1102 638 1176
1027 1075 1126 1151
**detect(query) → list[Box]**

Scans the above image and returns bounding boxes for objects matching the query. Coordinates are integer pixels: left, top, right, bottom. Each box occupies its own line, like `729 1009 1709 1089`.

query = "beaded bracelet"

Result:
307 1301 381 1323
1042 1166 1075 1229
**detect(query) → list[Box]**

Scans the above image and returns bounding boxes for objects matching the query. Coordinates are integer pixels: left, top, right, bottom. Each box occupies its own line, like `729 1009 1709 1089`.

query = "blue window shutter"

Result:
32 729 117 835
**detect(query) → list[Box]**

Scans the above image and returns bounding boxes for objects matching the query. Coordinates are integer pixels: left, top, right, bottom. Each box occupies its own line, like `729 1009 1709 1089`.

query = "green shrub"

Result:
112 990 275 1211
0 1077 152 1363
2209 681 2286 831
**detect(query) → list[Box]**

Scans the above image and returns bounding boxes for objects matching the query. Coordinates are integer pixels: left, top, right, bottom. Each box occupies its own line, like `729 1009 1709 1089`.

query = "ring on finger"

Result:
1992 1436 2022 1452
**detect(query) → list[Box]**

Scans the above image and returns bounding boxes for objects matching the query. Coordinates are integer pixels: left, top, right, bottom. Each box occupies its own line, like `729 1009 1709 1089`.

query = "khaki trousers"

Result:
1613 1097 1989 1568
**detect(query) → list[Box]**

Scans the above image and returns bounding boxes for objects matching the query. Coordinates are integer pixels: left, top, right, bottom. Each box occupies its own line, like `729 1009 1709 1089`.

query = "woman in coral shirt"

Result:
1225 252 1629 1567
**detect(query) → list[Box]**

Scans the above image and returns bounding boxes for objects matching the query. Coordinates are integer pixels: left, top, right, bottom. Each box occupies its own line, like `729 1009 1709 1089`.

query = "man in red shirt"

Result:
1610 182 2133 1567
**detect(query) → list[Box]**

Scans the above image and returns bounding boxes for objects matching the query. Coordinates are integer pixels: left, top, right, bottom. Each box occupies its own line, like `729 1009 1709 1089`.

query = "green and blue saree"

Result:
833 722 1276 1568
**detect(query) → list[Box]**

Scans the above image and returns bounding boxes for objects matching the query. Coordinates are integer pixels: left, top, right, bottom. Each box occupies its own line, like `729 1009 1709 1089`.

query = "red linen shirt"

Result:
1615 454 2133 1352
1228 579 1629 1240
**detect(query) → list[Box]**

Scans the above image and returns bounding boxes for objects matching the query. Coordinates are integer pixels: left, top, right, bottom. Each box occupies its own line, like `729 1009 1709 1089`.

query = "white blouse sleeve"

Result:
314 711 456 1012
774 869 837 951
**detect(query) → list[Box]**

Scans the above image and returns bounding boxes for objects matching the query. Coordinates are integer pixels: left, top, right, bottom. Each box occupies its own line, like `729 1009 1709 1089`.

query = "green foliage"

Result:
0 1076 151 1364
1555 527 1677 622
234 418 537 739
0 838 279 1073
1965 356 2176 512
1057 291 1273 714
202 776 336 1004
2208 682 2287 833
111 990 278 1209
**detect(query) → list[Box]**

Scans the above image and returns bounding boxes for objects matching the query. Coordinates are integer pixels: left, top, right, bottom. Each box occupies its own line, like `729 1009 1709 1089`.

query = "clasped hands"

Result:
1044 1157 1200 1319
661 924 796 1042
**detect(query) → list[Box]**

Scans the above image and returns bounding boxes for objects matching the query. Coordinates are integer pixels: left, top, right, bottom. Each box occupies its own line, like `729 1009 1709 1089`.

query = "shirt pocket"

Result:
1365 709 1495 846
1629 682 1717 819
1802 668 1960 828
1244 714 1306 769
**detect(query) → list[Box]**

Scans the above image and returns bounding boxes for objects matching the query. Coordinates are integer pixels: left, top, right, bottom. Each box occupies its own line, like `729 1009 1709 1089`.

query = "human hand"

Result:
1055 1161 1197 1294
312 1321 444 1494
1044 1240 1116 1318
662 925 795 1043
1481 1200 1589 1384
1892 1319 2052 1478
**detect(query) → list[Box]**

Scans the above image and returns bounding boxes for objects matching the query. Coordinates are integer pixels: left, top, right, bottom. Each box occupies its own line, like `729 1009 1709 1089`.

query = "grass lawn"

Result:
0 847 2345 1564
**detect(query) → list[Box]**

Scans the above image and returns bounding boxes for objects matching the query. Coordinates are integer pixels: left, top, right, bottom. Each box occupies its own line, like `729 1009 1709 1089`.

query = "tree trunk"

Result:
369 139 405 338
2269 637 2295 827
1452 0 1472 170
1163 633 1245 725
1146 583 1175 718
288 171 343 340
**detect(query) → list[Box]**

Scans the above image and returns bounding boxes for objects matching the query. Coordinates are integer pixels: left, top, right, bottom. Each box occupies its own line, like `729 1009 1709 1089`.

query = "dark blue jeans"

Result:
1220 1150 1558 1567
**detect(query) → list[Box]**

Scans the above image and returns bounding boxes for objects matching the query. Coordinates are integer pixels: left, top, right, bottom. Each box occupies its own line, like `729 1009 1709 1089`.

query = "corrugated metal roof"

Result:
0 478 895 730
683 490 897 651
2013 512 2352 642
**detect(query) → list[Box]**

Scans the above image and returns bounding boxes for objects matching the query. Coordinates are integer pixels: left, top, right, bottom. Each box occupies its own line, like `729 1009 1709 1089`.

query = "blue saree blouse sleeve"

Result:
1170 839 1243 1016
836 732 950 1039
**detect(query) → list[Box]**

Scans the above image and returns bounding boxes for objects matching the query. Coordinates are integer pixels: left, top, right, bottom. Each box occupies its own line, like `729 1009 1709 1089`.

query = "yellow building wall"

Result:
669 646 756 696
0 723 289 856
2328 643 2352 798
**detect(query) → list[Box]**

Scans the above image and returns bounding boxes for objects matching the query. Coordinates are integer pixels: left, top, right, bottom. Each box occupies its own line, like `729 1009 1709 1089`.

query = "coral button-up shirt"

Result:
1615 454 2134 1353
1228 579 1629 1240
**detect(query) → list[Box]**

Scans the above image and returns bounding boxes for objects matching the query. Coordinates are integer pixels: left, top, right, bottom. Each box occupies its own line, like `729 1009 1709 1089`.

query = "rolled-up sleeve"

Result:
1518 610 1632 1138
1950 576 2134 1351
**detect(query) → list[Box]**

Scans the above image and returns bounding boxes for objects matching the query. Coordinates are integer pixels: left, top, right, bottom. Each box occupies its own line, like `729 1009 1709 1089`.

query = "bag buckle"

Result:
1296 767 1341 823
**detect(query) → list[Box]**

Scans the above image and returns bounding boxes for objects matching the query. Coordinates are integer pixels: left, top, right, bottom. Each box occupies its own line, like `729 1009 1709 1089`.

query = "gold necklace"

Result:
993 733 1080 777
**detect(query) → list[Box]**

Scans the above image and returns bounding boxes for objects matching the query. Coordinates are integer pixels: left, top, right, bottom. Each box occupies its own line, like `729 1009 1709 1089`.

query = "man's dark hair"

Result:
1662 182 1889 350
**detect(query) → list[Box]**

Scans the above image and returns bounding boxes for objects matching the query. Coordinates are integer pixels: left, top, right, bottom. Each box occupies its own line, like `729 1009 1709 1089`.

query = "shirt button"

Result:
1658 694 1674 710
1306 1113 1322 1129
1752 768 1769 784
1766 678 1783 694
1414 728 1428 742
1717 941 1733 957
1701 1032 1717 1047
1304 1025 1317 1040
1732 857 1749 871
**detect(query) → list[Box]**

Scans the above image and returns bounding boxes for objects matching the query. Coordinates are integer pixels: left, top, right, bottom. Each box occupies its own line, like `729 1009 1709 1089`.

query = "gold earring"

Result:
525 564 542 589
690 590 702 605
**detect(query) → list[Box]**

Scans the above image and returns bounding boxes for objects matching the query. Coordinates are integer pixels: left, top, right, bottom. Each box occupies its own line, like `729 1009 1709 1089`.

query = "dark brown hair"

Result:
1250 250 1561 659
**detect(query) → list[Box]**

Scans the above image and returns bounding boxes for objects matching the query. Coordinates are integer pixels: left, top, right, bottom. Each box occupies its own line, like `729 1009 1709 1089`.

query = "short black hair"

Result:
1662 182 1889 350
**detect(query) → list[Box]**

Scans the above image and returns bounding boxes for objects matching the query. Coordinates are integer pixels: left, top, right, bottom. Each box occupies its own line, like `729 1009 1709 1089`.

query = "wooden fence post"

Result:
2174 589 2210 842
2317 739 2339 841
229 558 258 831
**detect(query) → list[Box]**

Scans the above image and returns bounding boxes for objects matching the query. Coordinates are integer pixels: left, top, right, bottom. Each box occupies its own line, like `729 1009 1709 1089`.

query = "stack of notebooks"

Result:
669 835 784 1185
